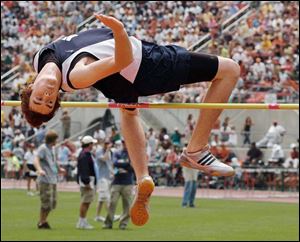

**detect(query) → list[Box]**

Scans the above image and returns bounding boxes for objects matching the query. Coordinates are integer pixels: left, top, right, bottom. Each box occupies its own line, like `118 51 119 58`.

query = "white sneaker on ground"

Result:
94 216 105 222
179 145 235 177
113 215 121 222
76 219 94 229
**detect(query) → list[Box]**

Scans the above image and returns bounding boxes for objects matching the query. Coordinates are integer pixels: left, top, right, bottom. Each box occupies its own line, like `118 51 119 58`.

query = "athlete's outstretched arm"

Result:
95 14 133 69
69 14 134 89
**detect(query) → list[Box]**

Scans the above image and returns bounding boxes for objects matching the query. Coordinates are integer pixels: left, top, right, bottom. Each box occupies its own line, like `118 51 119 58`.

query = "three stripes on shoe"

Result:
197 153 216 166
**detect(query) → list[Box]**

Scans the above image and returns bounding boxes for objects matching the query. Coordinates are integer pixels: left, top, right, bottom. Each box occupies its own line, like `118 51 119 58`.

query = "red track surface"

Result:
1 179 298 204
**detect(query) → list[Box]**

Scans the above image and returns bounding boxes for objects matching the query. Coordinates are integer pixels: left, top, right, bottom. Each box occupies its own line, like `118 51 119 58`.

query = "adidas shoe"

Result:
179 145 235 177
130 176 155 226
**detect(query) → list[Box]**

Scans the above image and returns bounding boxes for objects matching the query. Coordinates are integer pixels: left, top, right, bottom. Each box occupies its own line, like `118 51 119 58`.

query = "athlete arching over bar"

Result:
20 14 240 226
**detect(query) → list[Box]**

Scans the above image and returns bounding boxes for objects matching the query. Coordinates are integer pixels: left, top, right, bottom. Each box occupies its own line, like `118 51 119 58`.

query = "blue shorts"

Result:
133 40 219 97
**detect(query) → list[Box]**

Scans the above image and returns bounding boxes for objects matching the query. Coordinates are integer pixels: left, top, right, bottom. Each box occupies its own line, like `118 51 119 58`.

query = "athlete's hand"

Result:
94 13 124 32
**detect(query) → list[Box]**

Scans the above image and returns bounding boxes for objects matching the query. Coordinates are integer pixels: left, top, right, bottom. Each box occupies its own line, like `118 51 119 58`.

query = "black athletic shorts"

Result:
133 40 219 97
25 164 37 178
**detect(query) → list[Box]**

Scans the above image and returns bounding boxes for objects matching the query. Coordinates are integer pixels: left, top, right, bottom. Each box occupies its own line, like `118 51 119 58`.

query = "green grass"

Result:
1 189 299 241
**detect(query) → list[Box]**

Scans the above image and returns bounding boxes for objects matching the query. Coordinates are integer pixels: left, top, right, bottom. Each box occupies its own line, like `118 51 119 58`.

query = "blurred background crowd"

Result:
2 1 298 103
1 1 299 191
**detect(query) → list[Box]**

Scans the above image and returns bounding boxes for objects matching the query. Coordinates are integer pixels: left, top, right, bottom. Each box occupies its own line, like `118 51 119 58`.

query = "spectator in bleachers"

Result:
93 127 106 143
3 149 20 179
161 135 173 151
110 127 121 144
2 136 13 151
227 126 238 147
170 127 184 147
12 108 23 130
146 127 157 159
12 141 24 177
268 144 285 167
184 114 196 142
283 143 299 169
158 127 168 143
60 110 71 140
244 142 263 167
220 117 231 144
257 121 286 148
241 116 254 147
2 123 14 140
13 129 25 148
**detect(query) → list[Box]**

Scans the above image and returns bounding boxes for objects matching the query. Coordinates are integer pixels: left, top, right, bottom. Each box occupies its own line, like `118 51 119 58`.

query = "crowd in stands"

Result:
148 1 299 104
2 106 299 191
4 1 297 105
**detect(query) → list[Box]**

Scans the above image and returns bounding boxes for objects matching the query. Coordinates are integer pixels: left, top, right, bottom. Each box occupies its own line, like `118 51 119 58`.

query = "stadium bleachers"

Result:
1 1 299 191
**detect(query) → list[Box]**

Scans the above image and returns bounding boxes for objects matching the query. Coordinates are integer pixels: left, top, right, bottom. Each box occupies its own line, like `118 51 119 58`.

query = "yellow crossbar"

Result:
1 100 299 110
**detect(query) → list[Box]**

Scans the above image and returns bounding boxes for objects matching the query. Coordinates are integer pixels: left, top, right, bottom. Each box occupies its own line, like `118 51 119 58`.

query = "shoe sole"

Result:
180 159 235 177
76 226 94 230
130 178 155 226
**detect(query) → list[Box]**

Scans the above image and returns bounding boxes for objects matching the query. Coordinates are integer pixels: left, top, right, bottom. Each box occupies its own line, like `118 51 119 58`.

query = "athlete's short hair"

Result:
20 81 61 128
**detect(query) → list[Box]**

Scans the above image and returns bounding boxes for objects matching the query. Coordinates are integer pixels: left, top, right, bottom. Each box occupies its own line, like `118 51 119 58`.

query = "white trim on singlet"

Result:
33 50 41 72
61 37 142 92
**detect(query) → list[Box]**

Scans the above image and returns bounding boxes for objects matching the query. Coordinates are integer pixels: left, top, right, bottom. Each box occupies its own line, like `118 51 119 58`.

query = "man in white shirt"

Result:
257 121 286 148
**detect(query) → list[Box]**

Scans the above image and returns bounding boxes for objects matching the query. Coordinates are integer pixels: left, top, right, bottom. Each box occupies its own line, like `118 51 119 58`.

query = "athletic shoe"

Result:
27 191 35 196
119 224 127 230
113 215 121 222
179 145 235 177
102 224 112 229
94 216 105 222
37 222 51 229
130 176 155 226
76 220 94 230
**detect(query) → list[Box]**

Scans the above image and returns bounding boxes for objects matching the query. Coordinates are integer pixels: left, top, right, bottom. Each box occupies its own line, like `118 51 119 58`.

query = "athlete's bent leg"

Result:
180 57 240 177
187 57 240 152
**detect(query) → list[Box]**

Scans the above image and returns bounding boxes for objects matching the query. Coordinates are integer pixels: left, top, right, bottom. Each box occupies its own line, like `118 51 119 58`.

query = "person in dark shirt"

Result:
103 139 134 230
244 142 263 167
76 136 98 230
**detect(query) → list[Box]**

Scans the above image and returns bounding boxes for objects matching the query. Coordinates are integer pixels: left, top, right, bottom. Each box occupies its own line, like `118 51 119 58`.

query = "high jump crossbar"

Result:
1 100 299 110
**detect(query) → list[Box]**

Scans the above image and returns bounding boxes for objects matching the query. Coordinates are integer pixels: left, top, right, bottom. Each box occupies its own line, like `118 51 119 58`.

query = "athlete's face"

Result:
29 77 59 115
